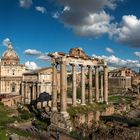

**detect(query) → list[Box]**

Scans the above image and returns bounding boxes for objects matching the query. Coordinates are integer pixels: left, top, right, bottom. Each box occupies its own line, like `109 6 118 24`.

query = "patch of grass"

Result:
0 103 17 126
0 103 34 139
67 103 107 117
7 127 31 137
0 128 9 140
17 106 34 120
101 115 140 127
70 130 89 140
32 119 48 130
109 96 134 104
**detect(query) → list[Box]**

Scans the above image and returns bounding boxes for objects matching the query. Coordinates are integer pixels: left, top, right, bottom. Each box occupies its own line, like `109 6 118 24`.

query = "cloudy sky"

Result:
0 0 140 70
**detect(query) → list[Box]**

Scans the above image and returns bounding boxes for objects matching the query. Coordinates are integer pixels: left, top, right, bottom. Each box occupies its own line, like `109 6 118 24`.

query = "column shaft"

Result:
138 84 140 94
37 83 40 98
28 86 31 104
88 66 93 104
72 64 77 106
52 63 57 111
32 84 35 100
52 63 58 111
95 66 99 102
24 83 27 104
21 83 24 104
60 61 67 114
100 75 103 102
104 66 108 104
81 65 85 105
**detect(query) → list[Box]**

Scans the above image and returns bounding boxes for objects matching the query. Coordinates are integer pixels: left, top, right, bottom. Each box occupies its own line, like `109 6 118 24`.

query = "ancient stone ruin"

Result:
48 48 109 131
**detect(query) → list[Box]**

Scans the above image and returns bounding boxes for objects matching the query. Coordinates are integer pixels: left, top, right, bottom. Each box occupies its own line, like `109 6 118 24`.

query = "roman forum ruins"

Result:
49 48 108 115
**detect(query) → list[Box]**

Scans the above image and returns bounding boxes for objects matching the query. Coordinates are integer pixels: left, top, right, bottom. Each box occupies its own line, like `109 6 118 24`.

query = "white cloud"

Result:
35 6 47 14
19 0 32 8
134 52 140 57
92 54 140 68
52 12 60 19
37 54 50 61
24 49 41 55
25 61 40 70
24 49 50 62
73 11 113 37
56 0 123 37
63 6 70 12
2 38 11 46
112 15 140 47
56 0 140 48
106 47 114 53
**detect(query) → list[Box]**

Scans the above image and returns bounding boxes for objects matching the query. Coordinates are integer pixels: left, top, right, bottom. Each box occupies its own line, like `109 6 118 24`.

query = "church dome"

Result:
1 43 20 65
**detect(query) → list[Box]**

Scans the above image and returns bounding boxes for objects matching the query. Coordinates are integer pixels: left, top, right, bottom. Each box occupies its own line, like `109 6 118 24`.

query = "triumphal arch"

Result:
49 48 108 116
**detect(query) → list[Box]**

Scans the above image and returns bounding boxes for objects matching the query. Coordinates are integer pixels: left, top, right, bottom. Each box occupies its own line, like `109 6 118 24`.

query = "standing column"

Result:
100 74 103 102
24 83 27 104
60 60 67 114
52 62 58 111
21 82 25 104
32 84 36 100
32 84 34 100
28 86 31 104
104 66 108 104
95 66 99 102
81 65 85 105
138 84 140 94
37 83 40 98
88 66 93 104
72 64 77 106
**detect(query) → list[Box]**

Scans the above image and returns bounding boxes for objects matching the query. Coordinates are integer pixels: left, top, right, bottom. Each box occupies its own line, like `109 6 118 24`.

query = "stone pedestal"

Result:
49 112 72 132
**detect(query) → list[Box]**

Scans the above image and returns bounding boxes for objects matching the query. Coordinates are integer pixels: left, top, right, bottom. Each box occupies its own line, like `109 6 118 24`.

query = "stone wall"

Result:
0 95 21 107
72 106 115 128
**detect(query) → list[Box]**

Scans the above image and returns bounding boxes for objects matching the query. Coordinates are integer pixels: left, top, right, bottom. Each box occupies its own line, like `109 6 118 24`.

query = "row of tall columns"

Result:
21 82 41 104
51 62 109 114
95 66 108 104
72 65 93 107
